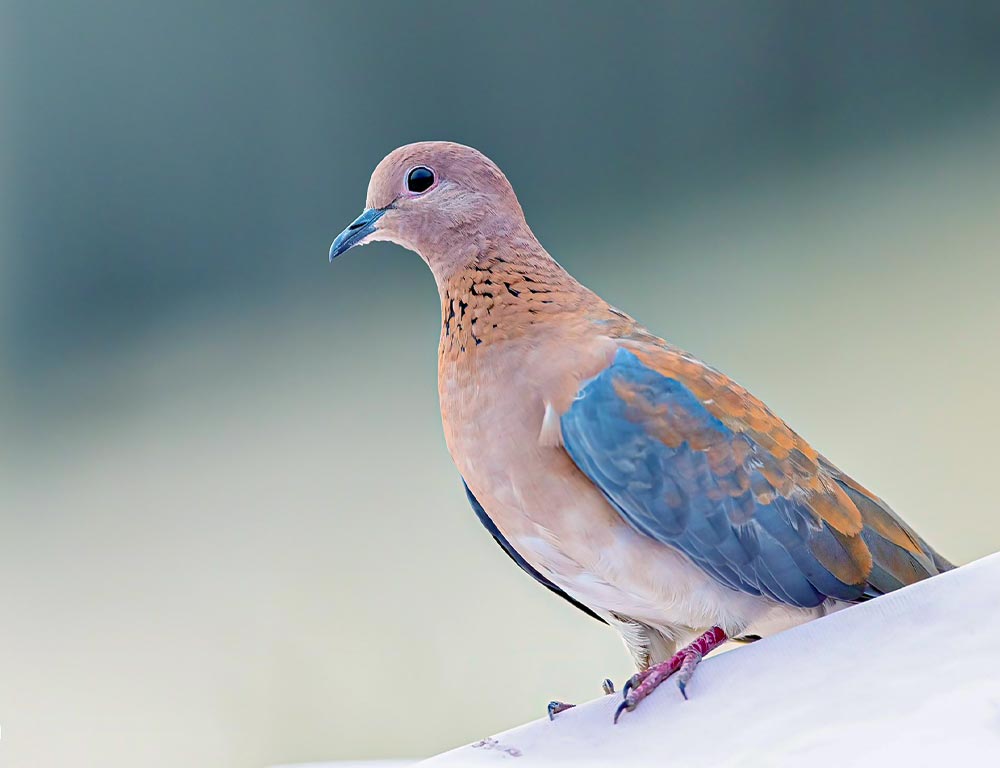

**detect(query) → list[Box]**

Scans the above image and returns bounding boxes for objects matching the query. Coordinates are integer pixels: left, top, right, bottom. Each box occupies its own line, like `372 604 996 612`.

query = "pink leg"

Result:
614 626 727 723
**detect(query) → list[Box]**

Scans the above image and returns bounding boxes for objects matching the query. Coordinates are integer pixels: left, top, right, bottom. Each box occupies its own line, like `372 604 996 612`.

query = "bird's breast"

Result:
437 330 613 534
437 335 724 626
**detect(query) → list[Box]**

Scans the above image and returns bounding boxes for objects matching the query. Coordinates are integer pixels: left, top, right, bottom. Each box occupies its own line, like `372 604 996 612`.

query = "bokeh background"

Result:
3 2 1000 766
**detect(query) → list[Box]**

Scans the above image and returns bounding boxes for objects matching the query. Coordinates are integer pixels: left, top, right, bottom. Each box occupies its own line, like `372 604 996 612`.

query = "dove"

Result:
329 141 952 721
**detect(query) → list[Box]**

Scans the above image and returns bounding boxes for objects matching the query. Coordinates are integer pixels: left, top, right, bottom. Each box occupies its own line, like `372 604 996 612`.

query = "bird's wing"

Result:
560 341 949 608
462 479 606 623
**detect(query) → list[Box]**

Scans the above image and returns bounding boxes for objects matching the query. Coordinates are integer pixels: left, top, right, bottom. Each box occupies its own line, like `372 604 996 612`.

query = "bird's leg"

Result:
547 678 619 720
614 626 727 723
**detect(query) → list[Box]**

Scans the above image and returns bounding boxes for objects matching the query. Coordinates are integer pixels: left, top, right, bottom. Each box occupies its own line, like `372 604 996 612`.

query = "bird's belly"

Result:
452 418 809 637
503 481 835 643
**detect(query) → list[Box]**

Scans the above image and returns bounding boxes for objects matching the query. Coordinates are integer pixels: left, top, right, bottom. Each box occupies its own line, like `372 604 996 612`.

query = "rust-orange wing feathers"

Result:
560 340 950 608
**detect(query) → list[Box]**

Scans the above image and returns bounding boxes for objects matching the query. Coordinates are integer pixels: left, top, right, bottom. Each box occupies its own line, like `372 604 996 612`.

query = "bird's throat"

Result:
437 256 599 361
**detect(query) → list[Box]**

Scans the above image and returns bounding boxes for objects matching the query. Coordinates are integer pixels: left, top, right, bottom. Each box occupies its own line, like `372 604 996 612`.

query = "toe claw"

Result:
677 678 688 700
602 678 615 695
613 698 633 724
621 673 640 698
547 701 575 720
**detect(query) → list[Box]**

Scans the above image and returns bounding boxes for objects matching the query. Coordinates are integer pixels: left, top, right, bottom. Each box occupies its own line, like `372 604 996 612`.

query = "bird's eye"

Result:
406 166 435 194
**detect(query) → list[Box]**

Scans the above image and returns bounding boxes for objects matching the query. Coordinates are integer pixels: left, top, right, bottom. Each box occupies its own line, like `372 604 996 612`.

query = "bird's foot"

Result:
548 678 619 720
547 701 575 720
614 626 727 723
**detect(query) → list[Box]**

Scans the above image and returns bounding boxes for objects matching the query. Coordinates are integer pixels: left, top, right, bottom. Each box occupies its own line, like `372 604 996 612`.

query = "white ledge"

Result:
418 553 1000 767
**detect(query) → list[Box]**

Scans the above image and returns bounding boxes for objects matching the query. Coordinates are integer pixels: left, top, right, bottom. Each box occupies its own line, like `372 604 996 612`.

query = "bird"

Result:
328 141 953 722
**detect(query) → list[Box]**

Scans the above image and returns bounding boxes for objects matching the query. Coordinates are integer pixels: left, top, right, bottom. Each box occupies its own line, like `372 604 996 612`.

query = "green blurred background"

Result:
2 2 1000 766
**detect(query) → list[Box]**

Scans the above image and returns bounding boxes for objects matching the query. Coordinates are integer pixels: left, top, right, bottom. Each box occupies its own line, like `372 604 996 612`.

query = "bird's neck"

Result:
435 244 606 360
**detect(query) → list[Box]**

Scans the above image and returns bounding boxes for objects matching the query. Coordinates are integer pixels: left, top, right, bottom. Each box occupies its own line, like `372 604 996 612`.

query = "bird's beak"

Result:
329 207 387 262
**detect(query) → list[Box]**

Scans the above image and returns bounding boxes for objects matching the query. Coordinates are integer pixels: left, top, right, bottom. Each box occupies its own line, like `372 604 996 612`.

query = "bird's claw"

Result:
613 627 726 722
549 677 614 720
614 674 643 723
547 700 575 720
620 673 642 699
675 648 702 701
613 697 634 724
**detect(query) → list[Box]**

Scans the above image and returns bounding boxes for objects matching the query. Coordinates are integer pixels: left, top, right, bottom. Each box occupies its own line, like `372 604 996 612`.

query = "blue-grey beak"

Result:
329 207 387 262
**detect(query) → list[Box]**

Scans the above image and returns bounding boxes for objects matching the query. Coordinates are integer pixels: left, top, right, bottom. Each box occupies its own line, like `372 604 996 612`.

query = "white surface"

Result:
416 554 1000 767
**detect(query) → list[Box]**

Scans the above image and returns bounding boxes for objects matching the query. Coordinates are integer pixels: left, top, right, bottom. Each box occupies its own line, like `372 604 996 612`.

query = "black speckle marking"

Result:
444 296 456 336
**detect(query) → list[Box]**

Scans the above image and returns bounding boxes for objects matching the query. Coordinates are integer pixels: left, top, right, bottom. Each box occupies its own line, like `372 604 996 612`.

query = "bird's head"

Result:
329 141 532 279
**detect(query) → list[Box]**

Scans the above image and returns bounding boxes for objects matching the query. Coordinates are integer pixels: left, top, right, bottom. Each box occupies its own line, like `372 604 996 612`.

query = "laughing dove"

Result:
329 141 953 721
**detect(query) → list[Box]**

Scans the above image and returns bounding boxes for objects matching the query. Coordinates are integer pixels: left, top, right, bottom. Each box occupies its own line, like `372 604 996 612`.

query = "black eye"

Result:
406 166 435 194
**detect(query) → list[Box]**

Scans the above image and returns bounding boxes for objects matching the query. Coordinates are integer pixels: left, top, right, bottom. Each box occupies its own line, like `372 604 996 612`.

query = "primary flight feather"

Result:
329 141 951 720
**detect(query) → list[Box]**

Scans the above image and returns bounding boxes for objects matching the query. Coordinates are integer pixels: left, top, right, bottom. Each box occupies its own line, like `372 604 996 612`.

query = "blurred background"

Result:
3 1 1000 766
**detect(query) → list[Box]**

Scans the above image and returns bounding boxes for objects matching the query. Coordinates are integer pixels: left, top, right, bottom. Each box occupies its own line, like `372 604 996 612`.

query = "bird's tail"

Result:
925 545 955 573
